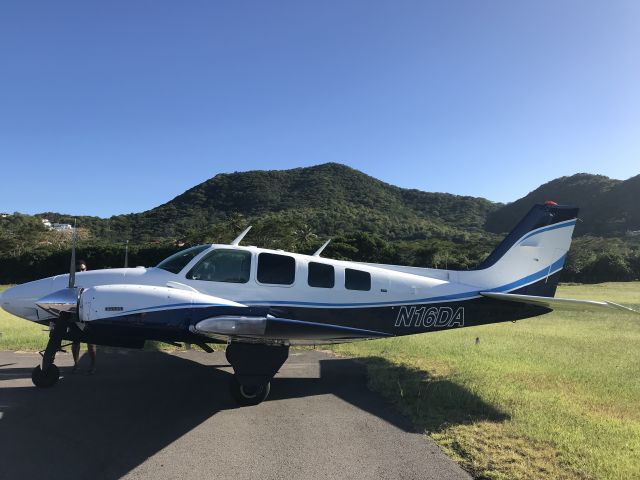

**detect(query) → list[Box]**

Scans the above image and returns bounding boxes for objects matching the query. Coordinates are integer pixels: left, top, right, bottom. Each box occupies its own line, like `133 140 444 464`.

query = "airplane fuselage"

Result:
1 203 596 402
2 227 571 347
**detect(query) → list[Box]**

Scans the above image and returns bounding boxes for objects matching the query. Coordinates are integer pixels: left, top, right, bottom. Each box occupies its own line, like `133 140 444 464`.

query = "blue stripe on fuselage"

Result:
240 254 568 308
116 255 568 314
122 302 231 315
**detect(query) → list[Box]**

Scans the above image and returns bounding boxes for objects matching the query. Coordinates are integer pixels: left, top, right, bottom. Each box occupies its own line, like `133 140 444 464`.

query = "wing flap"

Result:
480 291 639 315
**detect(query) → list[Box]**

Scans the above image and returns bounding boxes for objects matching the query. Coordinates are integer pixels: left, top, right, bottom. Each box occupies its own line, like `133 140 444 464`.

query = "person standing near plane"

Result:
71 260 97 374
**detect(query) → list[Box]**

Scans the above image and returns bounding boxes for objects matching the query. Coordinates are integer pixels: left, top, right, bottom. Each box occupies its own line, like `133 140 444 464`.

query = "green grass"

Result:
331 282 640 480
2 283 639 478
0 285 49 350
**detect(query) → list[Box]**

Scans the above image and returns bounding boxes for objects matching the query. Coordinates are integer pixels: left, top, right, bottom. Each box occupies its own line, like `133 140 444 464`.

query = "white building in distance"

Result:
41 219 73 231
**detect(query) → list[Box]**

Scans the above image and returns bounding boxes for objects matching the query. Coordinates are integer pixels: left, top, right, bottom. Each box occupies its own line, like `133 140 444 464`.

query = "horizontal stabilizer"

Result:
480 291 640 315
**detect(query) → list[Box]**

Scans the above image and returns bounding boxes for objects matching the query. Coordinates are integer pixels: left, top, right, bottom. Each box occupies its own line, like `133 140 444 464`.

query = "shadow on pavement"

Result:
0 352 236 479
0 350 502 479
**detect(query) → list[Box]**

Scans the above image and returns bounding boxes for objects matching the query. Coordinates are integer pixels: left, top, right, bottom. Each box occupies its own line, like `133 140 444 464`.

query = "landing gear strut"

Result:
226 343 289 406
32 314 69 388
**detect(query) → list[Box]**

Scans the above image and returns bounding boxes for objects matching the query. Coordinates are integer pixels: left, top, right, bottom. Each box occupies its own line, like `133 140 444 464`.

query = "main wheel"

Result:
32 364 60 388
229 377 270 406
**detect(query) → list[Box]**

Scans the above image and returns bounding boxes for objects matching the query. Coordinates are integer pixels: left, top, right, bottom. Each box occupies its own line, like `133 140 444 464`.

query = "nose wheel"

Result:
32 314 69 388
32 364 60 388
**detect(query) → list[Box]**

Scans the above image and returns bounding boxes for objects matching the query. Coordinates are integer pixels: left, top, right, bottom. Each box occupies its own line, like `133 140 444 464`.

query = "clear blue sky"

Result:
1 1 638 217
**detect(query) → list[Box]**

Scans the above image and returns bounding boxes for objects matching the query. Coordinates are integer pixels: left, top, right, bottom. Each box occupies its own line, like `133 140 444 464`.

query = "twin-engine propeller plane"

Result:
1 203 638 405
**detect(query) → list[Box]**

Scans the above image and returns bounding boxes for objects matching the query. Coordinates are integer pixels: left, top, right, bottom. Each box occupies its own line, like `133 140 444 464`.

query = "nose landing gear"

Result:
31 314 69 388
31 364 60 388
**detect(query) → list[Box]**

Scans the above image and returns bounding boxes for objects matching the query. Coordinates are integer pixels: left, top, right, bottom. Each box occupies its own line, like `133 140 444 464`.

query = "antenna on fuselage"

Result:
312 239 331 257
231 226 252 246
68 219 77 288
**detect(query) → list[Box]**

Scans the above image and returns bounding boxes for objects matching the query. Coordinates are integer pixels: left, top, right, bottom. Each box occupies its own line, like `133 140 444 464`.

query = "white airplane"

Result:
1 203 637 405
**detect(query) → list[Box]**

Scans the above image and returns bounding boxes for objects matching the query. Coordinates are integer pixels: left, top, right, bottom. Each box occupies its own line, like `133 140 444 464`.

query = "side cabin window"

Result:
308 262 335 288
186 249 251 283
257 253 295 285
345 268 371 291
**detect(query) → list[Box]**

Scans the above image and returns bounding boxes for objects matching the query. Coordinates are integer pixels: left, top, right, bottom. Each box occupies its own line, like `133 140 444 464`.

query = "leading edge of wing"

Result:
194 315 392 341
480 291 640 315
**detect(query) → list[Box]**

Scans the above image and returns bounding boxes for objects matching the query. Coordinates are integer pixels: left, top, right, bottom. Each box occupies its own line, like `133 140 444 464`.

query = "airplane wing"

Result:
480 291 640 315
165 282 390 340
193 314 392 342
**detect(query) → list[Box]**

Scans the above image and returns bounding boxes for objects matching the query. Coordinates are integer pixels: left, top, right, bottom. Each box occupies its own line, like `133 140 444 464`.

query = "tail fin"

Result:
473 202 579 297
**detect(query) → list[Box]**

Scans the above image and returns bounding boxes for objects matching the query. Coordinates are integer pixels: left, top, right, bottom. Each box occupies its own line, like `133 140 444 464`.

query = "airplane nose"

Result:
0 285 21 316
1 279 56 321
2 284 25 312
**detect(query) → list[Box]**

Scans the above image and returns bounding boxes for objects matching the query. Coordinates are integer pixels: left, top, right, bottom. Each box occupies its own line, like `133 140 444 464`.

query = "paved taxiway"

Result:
0 349 470 479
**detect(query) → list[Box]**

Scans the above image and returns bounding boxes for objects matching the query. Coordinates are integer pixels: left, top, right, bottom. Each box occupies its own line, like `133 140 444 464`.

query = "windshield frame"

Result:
155 245 211 274
186 248 252 283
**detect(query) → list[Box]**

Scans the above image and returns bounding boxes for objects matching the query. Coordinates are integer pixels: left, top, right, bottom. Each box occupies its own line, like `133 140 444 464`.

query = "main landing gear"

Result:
32 314 69 388
226 343 289 406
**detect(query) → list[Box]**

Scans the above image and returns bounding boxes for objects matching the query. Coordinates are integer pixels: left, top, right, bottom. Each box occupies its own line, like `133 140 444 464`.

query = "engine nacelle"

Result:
78 284 244 322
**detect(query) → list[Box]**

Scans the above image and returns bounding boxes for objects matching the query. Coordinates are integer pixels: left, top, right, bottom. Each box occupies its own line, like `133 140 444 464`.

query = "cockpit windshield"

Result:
156 245 210 274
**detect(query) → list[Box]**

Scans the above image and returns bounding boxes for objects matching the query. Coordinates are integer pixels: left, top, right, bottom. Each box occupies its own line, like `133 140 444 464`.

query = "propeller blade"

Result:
68 219 77 288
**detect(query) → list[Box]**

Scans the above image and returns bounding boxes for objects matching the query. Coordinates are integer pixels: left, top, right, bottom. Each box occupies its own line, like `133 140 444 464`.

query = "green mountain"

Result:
26 165 640 241
3 163 639 284
485 173 640 236
40 163 499 242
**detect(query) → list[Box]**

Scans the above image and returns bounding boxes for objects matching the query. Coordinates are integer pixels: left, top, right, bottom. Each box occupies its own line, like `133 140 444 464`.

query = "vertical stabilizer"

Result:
470 203 579 297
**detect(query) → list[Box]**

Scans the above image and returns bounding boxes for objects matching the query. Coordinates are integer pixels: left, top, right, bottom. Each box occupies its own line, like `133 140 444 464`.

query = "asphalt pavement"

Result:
0 348 471 480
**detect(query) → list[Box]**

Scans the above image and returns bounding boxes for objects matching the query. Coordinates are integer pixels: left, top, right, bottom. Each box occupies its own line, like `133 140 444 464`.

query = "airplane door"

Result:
373 273 390 296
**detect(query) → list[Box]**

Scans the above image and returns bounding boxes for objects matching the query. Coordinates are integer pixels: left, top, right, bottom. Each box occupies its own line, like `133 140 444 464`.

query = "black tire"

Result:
229 377 270 406
32 364 60 388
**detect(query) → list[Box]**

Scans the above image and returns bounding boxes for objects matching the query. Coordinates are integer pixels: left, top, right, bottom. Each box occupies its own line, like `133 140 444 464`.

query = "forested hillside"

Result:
1 163 639 283
35 163 497 242
485 173 640 236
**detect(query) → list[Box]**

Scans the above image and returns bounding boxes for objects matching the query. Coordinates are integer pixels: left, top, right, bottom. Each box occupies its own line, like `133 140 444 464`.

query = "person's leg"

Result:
87 344 97 374
71 341 80 373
